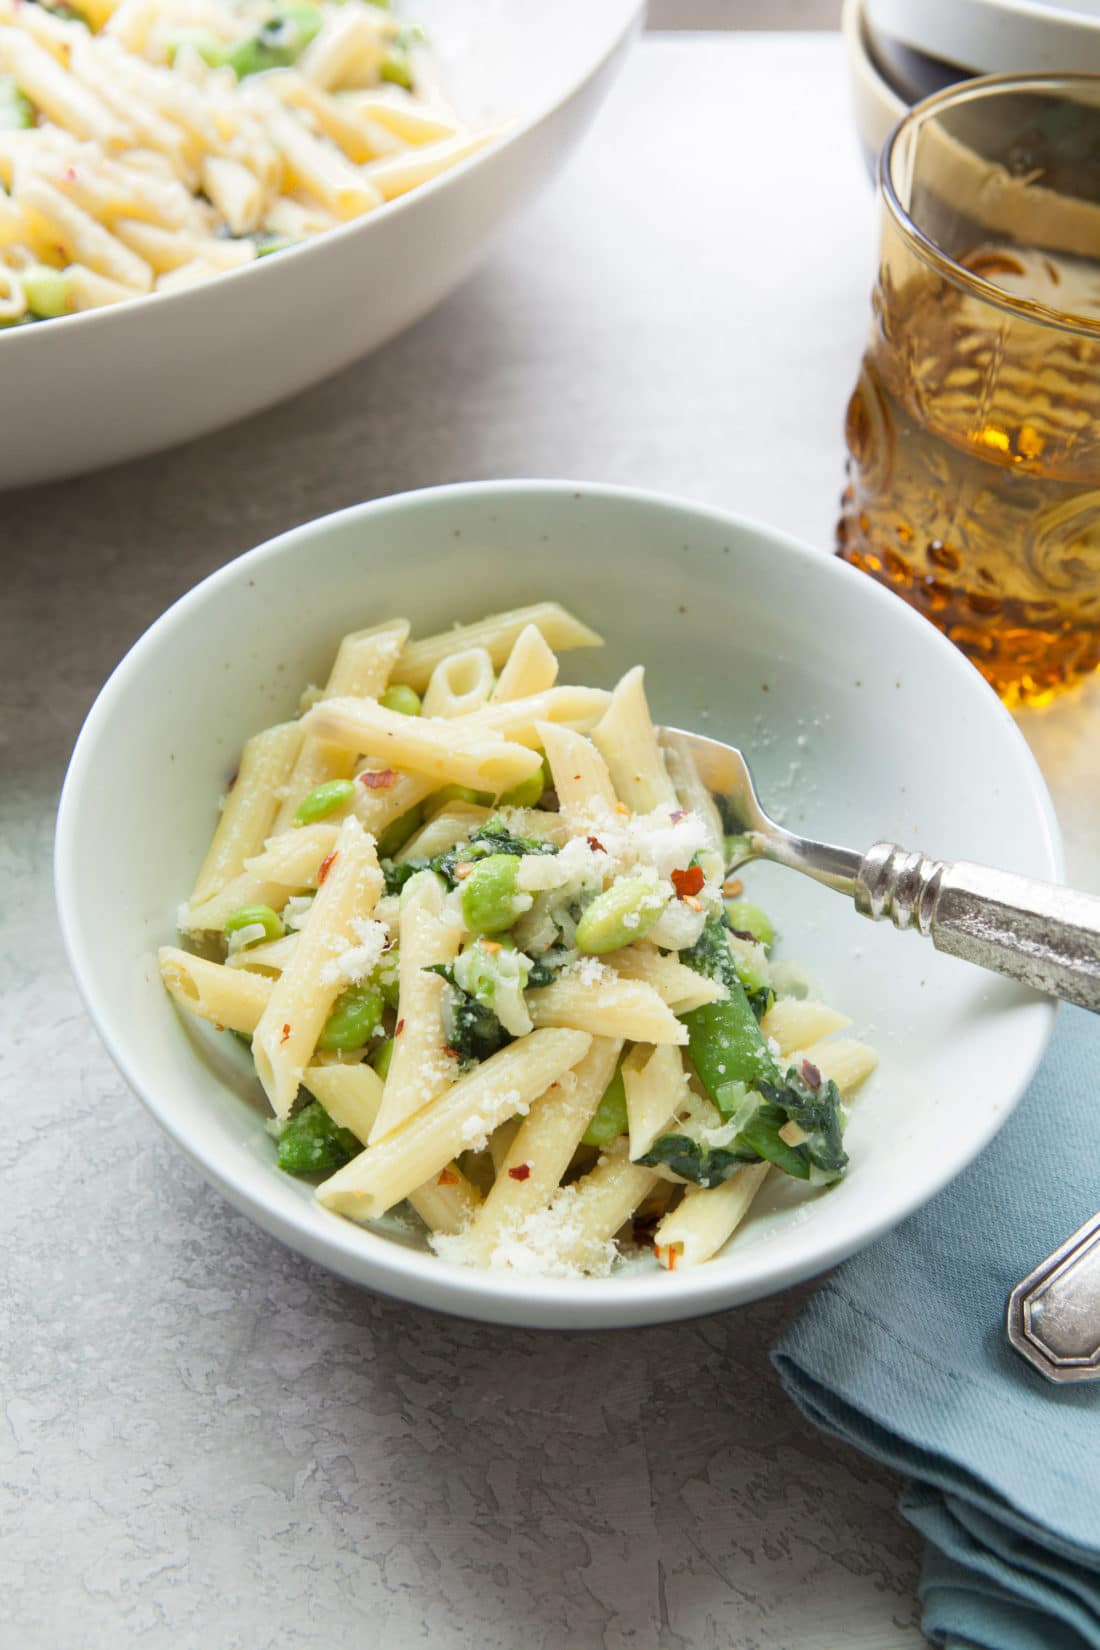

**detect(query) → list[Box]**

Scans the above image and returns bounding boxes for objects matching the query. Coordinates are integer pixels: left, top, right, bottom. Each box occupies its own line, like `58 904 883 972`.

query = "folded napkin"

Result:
774 1005 1100 1650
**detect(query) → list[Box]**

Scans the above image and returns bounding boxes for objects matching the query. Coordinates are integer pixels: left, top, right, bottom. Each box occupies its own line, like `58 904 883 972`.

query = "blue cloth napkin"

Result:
774 1006 1100 1650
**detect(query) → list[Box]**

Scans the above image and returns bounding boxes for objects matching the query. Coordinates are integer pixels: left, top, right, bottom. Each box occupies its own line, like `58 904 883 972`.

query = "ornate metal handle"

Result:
855 843 1100 1013
1007 1212 1100 1383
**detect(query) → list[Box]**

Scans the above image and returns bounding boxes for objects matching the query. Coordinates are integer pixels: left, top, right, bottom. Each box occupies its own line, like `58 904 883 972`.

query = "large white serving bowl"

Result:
55 482 1061 1330
2 0 642 491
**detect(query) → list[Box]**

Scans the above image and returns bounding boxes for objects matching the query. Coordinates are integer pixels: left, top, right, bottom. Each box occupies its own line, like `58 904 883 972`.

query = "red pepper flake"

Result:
507 1163 532 1182
442 1045 461 1060
395 1018 406 1036
317 850 338 885
801 1059 822 1091
671 865 705 899
437 1168 458 1185
657 1240 685 1271
358 768 398 789
214 1022 225 1033
586 835 606 853
573 774 582 782
280 1023 291 1045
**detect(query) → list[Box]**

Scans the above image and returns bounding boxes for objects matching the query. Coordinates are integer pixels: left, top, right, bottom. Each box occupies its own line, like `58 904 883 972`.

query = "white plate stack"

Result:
843 0 1100 177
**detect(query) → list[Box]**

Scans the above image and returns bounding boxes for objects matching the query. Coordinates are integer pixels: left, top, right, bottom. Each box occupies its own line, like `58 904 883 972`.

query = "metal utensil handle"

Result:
856 842 1100 1013
1007 1211 1100 1384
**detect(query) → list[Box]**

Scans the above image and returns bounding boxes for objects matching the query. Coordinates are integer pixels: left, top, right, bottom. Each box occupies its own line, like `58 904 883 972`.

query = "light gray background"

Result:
6 29 1098 1650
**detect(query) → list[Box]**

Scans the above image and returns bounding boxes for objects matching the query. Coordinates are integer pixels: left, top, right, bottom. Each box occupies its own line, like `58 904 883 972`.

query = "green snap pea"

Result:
224 904 284 945
293 778 355 826
499 769 544 808
574 874 665 955
379 684 422 717
377 803 423 859
0 78 34 131
370 1037 395 1079
22 265 73 320
316 979 385 1051
724 899 775 951
460 854 532 936
581 1062 628 1147
378 947 400 1008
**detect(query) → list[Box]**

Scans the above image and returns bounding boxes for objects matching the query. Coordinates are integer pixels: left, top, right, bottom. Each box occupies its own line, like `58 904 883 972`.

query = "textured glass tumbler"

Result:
838 76 1100 707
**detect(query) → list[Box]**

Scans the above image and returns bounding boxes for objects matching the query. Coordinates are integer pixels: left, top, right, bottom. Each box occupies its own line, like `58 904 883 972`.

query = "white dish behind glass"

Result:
55 481 1060 1329
866 0 1100 75
2 0 642 491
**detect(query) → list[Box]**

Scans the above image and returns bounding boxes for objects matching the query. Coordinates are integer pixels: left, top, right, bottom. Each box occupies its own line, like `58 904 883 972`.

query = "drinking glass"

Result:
838 75 1100 707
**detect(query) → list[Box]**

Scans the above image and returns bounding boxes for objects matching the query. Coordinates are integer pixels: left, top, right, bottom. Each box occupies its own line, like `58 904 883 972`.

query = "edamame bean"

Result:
316 979 385 1051
377 803 423 859
293 778 355 826
433 783 493 807
574 875 665 955
723 899 775 950
23 265 71 319
370 1037 395 1079
380 47 412 86
460 854 532 936
499 770 544 808
379 684 421 717
224 904 284 945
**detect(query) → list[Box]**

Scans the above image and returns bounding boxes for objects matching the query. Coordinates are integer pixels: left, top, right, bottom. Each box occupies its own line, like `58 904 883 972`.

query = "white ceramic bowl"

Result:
56 481 1061 1329
2 0 642 491
843 0 908 181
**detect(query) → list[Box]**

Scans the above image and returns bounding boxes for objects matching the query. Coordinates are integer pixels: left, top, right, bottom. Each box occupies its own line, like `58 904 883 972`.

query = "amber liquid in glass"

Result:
838 247 1100 707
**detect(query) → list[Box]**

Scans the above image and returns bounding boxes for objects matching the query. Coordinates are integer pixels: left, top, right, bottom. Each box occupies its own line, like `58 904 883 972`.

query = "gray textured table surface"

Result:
13 30 1097 1650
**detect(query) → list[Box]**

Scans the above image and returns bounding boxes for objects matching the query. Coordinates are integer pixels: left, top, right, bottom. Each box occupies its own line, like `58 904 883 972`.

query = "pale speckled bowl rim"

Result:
54 480 1062 1328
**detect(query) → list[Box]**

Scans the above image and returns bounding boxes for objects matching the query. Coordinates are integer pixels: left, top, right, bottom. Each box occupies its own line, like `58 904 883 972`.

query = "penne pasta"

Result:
368 871 460 1142
653 1162 772 1270
537 721 617 815
490 624 559 704
527 969 688 1046
161 607 877 1281
159 945 273 1032
316 1029 592 1222
389 604 604 692
458 1037 623 1266
421 647 495 719
252 817 383 1118
591 666 678 814
760 998 851 1056
190 720 301 904
303 696 543 793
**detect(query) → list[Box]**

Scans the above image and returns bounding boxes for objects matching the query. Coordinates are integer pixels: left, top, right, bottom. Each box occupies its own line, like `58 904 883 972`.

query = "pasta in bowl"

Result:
55 482 1059 1327
0 2 643 486
0 0 497 324
159 604 878 1279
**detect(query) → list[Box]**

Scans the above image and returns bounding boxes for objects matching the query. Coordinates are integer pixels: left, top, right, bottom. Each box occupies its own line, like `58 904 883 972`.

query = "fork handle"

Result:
855 842 1100 1013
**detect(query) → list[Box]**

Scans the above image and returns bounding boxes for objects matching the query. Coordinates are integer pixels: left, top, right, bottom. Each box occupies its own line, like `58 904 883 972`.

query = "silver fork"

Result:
662 728 1100 1383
